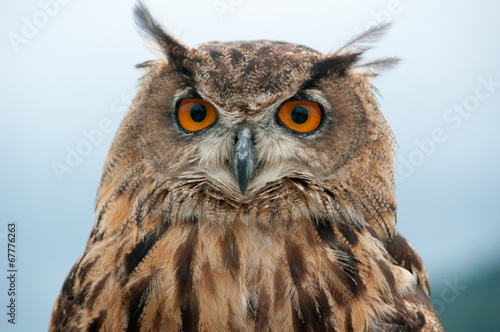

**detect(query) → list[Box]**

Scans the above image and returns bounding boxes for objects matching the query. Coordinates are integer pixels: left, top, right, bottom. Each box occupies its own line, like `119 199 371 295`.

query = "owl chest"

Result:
125 220 350 331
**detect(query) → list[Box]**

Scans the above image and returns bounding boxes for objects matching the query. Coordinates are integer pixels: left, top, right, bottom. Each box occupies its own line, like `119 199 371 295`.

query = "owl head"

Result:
97 3 399 240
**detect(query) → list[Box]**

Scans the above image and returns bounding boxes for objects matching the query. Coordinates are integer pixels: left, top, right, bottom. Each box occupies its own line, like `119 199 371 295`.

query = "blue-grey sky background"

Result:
1 0 499 330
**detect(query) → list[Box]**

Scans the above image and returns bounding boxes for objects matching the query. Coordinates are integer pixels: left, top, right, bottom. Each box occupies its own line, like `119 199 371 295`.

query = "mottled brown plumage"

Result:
50 3 444 331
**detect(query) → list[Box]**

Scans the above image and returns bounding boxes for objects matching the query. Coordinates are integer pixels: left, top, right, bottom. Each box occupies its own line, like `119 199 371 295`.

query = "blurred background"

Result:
1 0 499 330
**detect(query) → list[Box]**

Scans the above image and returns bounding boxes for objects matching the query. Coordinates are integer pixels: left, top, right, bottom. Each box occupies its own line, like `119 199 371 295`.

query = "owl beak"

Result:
233 127 255 195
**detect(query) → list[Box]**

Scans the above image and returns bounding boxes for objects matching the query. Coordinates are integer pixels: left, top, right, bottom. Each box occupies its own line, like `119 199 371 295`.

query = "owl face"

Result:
131 40 370 200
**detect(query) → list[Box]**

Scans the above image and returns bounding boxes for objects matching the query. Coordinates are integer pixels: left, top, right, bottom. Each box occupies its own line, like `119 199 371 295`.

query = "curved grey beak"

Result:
233 127 255 194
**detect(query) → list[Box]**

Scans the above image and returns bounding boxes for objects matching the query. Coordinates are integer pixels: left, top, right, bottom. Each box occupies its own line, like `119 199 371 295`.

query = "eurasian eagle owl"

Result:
50 2 444 331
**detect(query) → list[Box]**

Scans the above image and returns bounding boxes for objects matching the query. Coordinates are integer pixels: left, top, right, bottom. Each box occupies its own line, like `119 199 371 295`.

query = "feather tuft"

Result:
352 56 401 76
334 22 393 55
134 1 195 81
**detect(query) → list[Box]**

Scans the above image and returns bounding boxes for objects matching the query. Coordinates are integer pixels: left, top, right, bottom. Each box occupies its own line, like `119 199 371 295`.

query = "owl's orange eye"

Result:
277 100 322 133
177 98 217 132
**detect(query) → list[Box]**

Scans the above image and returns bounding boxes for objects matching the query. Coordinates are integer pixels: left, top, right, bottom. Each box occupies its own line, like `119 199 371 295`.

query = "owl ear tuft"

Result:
334 22 393 55
135 60 156 69
313 52 362 78
351 56 400 77
303 23 399 86
301 52 362 89
134 1 194 78
333 22 400 77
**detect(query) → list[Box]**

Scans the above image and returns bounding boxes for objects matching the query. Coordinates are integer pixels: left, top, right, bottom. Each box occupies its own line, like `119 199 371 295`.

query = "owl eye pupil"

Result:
291 106 308 124
190 104 207 122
